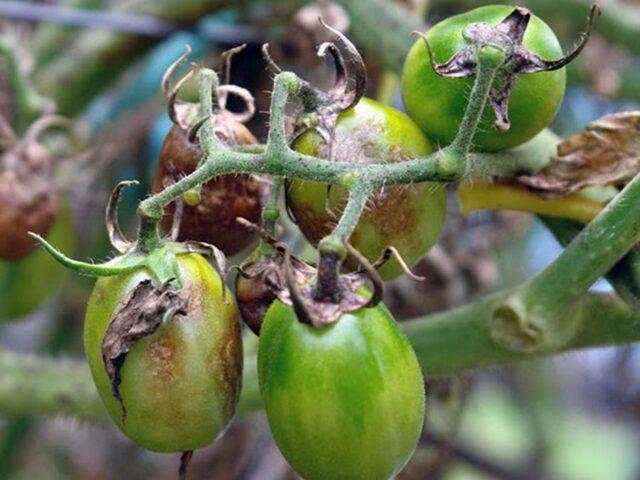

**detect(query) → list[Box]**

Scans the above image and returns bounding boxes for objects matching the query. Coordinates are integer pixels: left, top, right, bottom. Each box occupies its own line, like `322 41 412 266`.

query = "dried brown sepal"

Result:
262 19 366 155
101 279 188 422
234 218 302 334
163 45 197 129
105 180 138 254
283 248 374 328
219 44 247 85
516 111 640 198
179 450 194 480
369 246 426 282
417 4 598 131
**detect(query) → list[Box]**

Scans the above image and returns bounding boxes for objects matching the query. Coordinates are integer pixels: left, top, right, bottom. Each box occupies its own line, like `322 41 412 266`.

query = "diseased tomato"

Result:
287 97 446 279
401 5 566 152
84 253 242 452
152 124 262 256
0 126 57 260
258 299 425 480
0 201 74 321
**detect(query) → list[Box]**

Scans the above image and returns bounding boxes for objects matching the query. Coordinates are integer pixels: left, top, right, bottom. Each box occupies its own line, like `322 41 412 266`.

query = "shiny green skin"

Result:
84 253 242 452
0 202 75 321
288 97 446 279
258 300 425 480
401 5 566 152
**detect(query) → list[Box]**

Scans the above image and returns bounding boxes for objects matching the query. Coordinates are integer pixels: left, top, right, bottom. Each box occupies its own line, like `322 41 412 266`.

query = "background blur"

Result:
0 0 639 479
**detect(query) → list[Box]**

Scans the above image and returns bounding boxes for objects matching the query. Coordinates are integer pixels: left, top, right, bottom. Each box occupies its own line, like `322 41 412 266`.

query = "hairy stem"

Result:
331 182 372 240
492 173 640 352
138 53 503 229
541 215 640 311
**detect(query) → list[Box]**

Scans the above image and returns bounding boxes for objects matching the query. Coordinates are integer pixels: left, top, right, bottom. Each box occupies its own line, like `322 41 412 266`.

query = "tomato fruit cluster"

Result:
34 4 586 477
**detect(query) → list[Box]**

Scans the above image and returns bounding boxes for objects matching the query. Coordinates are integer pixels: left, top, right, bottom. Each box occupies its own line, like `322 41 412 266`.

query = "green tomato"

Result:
401 5 566 152
288 97 446 279
258 300 425 480
0 201 75 321
84 253 242 452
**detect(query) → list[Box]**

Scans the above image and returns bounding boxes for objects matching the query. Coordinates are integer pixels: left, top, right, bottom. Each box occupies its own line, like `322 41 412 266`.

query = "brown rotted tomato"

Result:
0 136 56 260
152 124 262 256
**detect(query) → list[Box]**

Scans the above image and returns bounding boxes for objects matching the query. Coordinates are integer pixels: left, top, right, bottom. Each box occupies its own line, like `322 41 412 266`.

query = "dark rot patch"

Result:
152 125 263 256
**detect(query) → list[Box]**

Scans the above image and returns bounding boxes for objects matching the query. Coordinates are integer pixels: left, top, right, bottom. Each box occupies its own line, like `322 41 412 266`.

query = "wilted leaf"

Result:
517 111 640 198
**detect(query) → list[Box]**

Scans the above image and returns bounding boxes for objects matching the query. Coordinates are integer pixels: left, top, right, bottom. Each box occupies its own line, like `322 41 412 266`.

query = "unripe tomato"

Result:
258 300 425 480
401 5 566 152
0 201 74 321
84 253 242 452
287 97 446 279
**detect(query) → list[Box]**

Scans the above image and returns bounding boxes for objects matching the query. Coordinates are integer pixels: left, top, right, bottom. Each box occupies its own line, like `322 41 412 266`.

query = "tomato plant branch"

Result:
540 215 640 311
138 48 505 237
492 173 640 353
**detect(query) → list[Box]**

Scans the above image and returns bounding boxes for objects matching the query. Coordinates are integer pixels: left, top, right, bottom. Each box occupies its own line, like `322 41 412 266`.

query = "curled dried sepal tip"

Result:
284 242 383 329
369 246 426 282
415 4 599 132
106 180 139 254
263 19 366 154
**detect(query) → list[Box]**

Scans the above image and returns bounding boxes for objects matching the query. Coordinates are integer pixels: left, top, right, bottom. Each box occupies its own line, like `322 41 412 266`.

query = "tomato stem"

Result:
492 173 640 353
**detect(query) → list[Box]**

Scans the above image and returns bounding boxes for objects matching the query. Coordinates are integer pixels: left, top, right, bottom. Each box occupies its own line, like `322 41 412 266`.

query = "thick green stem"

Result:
492 174 640 352
541 215 640 311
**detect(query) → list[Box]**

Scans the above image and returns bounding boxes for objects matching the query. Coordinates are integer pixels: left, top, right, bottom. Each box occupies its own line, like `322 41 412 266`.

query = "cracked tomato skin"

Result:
84 253 242 452
401 5 566 152
287 97 446 279
258 300 425 480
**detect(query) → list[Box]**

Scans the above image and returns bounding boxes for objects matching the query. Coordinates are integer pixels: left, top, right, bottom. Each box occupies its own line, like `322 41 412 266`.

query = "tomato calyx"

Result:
415 4 598 132
264 19 366 156
31 180 228 291
102 278 188 422
164 45 256 145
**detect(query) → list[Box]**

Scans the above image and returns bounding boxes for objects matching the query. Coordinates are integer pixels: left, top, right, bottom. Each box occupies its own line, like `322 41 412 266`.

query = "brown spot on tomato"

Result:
207 313 242 418
147 334 182 384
